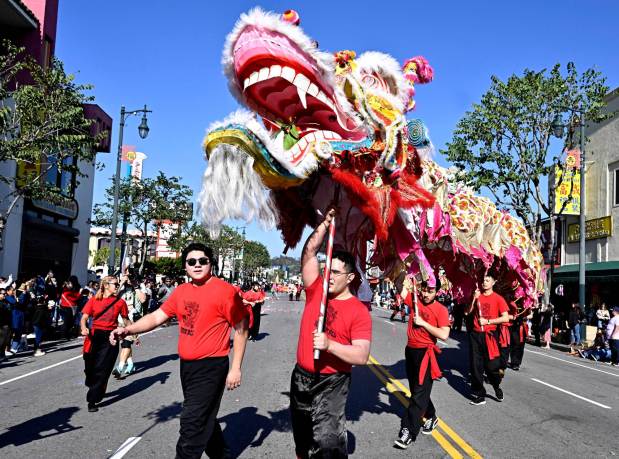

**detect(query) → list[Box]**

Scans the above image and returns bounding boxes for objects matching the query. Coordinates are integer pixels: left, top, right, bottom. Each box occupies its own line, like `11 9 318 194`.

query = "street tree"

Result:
271 255 301 277
167 221 244 276
0 40 103 249
90 246 119 268
443 63 612 302
242 240 271 280
92 172 193 274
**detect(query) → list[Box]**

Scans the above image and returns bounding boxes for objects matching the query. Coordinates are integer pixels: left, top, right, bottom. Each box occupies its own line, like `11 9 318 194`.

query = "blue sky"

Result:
55 0 618 257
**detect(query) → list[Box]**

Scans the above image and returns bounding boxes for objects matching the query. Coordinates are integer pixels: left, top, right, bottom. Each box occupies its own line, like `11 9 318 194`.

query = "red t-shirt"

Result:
407 300 450 348
297 277 372 374
161 277 246 360
60 289 81 308
83 297 129 331
243 290 266 303
472 291 508 332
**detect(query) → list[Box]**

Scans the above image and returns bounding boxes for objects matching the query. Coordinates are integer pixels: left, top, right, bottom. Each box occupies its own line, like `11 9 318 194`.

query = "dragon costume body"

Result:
199 8 544 306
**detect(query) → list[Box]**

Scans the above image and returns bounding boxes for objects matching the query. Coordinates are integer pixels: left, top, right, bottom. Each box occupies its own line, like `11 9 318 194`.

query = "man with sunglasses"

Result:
290 208 372 459
394 279 450 449
110 242 249 459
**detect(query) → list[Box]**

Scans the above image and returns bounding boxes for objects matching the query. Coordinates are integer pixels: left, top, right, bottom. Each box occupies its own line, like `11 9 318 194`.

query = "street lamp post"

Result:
107 105 152 275
551 108 586 310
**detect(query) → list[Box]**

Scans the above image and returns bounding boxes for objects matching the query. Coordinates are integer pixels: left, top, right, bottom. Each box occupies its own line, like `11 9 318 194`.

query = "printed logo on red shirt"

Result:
180 300 199 336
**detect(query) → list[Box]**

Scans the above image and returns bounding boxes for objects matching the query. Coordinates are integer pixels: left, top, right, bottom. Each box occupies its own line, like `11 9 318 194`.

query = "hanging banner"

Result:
130 152 147 181
554 149 580 215
121 145 136 179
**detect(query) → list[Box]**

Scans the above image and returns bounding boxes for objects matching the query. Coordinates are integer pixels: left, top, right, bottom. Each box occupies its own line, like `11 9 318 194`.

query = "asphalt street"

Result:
1 296 618 458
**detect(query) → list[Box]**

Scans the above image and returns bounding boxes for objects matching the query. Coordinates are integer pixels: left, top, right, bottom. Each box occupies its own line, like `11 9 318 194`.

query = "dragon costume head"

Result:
200 8 544 306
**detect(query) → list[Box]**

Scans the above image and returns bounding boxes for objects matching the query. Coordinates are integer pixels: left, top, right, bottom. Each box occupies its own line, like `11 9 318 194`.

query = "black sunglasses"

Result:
186 257 211 267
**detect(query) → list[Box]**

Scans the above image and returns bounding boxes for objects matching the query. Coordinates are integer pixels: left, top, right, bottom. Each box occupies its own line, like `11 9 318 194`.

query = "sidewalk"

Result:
526 337 572 353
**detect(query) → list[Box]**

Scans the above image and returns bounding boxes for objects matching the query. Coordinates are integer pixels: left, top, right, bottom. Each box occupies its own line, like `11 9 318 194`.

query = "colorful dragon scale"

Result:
199 7 544 306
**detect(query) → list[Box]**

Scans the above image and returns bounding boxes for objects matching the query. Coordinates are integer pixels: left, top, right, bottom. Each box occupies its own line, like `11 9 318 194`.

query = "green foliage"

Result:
0 39 103 218
92 171 193 273
270 255 300 274
167 222 243 263
143 257 184 278
90 247 119 267
242 240 271 277
442 63 612 242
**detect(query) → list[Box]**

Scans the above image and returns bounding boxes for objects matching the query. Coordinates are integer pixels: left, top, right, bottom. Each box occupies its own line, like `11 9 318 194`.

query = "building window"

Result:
42 37 53 69
615 168 619 207
45 154 77 197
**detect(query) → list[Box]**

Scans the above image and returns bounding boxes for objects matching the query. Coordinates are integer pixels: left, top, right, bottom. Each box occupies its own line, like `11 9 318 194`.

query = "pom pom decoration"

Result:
407 119 430 147
334 50 357 75
402 56 434 112
281 9 300 26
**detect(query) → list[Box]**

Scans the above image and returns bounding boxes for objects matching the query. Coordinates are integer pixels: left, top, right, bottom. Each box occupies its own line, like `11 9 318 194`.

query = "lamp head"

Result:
551 114 564 138
138 113 149 139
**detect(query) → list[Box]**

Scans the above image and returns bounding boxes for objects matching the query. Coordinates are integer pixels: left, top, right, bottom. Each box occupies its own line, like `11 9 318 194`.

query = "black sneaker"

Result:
112 368 121 378
469 396 486 405
511 366 520 371
394 427 413 449
494 387 504 402
421 416 438 435
88 403 98 412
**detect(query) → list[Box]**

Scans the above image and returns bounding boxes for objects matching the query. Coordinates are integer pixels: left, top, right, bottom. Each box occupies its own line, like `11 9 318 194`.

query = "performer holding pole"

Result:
465 273 509 405
290 207 372 458
314 212 336 359
394 278 450 449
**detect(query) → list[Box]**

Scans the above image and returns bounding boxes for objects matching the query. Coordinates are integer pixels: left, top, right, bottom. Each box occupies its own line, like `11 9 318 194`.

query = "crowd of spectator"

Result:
0 270 186 365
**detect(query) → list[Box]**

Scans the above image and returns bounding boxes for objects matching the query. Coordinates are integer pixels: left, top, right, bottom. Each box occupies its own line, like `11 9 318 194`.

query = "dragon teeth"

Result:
241 65 345 127
307 83 319 98
281 66 295 82
296 86 308 109
269 65 282 78
258 67 270 81
249 71 259 85
293 73 311 91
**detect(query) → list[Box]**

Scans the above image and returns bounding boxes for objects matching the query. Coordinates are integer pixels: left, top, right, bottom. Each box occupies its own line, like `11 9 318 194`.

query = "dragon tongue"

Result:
296 86 308 109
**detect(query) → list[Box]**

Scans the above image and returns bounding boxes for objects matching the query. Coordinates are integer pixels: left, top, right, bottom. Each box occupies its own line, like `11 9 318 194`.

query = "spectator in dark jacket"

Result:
0 288 11 361
567 302 585 349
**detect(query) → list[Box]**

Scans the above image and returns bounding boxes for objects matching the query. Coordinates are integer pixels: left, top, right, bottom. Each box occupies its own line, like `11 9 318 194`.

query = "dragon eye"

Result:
360 73 386 91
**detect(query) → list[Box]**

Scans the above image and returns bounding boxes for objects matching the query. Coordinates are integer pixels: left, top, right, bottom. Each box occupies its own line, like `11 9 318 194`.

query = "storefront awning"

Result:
552 261 619 282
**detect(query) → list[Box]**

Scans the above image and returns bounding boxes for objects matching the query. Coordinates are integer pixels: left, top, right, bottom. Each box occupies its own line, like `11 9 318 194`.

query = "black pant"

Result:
83 329 119 404
249 302 263 339
60 307 74 340
499 345 509 371
290 365 351 459
452 306 464 332
609 339 619 365
468 331 502 398
402 347 436 440
177 356 229 459
509 324 525 367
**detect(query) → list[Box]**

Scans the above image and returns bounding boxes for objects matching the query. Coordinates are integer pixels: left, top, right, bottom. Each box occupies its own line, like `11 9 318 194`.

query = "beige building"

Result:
554 87 619 308
89 226 156 271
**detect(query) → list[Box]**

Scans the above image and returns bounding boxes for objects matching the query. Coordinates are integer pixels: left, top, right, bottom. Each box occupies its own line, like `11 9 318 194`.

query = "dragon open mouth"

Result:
232 25 365 165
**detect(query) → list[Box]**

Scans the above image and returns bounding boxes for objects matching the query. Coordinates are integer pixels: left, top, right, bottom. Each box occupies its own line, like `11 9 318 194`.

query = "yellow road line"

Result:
367 362 463 459
368 355 483 459
437 420 483 459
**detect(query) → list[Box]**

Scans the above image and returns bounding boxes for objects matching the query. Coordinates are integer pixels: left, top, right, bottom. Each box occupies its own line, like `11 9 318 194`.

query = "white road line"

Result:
0 355 83 386
109 437 141 459
526 349 619 378
531 378 612 409
0 326 165 386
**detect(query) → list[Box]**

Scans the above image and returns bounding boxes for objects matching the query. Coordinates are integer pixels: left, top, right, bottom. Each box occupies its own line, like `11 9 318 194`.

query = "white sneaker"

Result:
34 349 46 357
